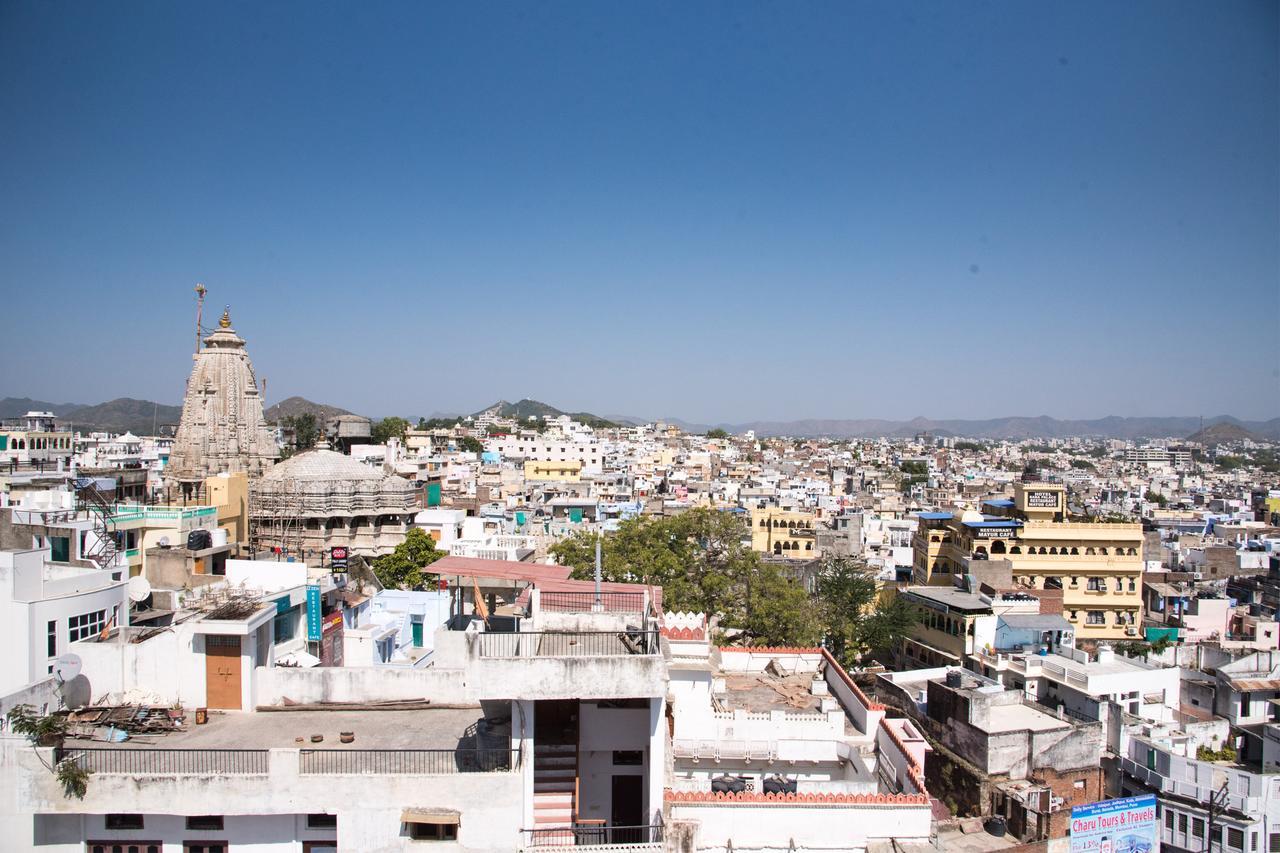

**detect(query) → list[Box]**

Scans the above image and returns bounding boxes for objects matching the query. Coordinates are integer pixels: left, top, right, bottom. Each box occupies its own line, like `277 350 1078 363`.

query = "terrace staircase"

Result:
532 741 578 841
74 478 119 570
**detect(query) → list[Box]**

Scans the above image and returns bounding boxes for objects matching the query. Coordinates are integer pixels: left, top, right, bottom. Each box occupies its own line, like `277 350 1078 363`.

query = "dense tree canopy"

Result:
815 556 919 668
549 508 819 646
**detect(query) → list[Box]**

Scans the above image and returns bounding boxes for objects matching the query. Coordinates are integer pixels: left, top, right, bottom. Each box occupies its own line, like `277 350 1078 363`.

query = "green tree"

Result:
549 509 817 645
456 436 484 454
705 428 729 439
292 412 319 450
1144 490 1168 507
371 416 410 445
816 557 918 667
372 528 444 590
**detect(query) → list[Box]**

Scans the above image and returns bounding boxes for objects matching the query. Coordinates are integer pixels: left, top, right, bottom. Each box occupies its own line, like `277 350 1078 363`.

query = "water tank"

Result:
210 528 229 547
1096 644 1115 665
763 775 797 795
186 529 212 551
984 816 1007 837
945 669 963 688
711 775 747 794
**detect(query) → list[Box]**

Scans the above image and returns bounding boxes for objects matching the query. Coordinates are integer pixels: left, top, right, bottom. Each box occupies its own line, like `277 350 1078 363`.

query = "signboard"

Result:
1026 490 1060 508
330 546 349 571
1069 794 1159 853
975 526 1015 539
306 585 322 641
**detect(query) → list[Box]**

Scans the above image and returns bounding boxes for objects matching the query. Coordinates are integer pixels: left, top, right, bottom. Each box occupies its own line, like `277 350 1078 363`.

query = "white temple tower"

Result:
166 308 278 489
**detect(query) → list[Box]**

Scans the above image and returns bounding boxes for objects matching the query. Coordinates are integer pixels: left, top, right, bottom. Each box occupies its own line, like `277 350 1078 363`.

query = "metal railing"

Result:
477 630 659 658
299 747 519 775
540 591 647 614
58 748 269 775
524 824 663 847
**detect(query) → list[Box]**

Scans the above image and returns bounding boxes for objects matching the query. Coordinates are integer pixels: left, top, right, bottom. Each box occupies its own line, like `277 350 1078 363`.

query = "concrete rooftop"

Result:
83 707 504 751
720 673 824 713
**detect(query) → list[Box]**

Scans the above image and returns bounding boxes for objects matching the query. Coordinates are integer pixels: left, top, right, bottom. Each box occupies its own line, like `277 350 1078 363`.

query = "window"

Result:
1179 814 1188 834
1192 818 1206 839
50 536 70 563
184 844 226 853
88 844 160 853
408 823 458 841
47 620 56 658
106 814 145 830
1165 811 1174 831
70 610 108 642
1087 577 1103 591
613 750 643 765
1087 611 1105 625
186 816 224 831
1228 827 1244 850
307 814 337 830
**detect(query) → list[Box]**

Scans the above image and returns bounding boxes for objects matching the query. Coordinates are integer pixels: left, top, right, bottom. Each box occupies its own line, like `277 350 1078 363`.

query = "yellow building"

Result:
523 459 582 482
750 508 818 558
911 482 1143 640
112 472 250 577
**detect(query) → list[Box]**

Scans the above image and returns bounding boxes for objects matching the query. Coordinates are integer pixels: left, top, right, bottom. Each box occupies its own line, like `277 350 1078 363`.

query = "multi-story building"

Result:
912 482 1144 640
0 412 74 469
749 507 819 559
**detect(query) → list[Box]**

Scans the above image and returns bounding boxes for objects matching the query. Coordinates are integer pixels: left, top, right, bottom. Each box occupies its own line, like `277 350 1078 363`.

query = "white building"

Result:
0 548 127 696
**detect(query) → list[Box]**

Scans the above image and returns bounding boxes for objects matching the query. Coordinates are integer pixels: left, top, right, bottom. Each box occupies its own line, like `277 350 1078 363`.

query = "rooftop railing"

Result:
476 629 659 658
299 747 518 775
58 747 269 775
524 824 663 848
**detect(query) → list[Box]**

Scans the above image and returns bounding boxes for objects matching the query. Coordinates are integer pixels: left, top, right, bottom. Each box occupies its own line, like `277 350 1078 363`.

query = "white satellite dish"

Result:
53 654 82 683
127 575 152 603
157 536 170 547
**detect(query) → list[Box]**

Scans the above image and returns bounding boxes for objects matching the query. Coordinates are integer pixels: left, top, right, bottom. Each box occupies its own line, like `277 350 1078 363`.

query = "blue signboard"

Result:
306 585 322 641
1070 794 1159 853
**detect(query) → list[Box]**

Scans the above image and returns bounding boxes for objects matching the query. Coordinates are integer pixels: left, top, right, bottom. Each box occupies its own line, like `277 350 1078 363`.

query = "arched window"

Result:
805 542 812 551
1070 547 1079 555
991 540 1007 554
1049 547 1059 555
774 542 782 555
1099 547 1109 556
1085 547 1096 555
1038 547 1048 555
1010 546 1022 554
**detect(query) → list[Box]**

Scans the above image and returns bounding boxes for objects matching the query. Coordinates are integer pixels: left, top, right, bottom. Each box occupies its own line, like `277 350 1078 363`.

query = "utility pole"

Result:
1205 776 1229 853
593 532 603 612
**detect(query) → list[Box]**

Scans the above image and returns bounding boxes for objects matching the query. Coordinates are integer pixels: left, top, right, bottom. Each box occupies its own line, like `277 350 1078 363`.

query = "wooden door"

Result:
205 635 242 710
610 774 644 837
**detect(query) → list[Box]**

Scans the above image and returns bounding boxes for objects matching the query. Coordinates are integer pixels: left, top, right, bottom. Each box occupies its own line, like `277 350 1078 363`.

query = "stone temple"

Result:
166 309 279 492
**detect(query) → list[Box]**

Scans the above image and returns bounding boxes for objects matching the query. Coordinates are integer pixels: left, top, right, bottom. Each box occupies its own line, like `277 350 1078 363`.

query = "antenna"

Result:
127 575 152 603
194 283 207 354
53 654 82 684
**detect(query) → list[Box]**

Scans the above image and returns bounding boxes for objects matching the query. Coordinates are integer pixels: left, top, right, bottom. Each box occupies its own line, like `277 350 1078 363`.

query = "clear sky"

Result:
1 1 1276 423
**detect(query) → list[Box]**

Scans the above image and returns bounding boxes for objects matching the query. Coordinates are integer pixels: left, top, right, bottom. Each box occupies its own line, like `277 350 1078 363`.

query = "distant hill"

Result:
0 397 81 419
265 396 354 423
1186 422 1259 445
473 399 619 429
603 413 1280 441
61 398 183 435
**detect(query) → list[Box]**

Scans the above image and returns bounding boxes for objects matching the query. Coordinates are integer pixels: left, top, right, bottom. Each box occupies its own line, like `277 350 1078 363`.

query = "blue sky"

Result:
1 1 1276 423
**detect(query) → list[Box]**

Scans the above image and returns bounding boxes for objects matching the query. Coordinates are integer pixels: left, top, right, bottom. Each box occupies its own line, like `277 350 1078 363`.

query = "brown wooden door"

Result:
205 635 242 710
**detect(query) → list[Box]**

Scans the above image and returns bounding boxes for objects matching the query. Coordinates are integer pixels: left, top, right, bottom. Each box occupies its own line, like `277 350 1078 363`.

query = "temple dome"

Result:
261 448 386 483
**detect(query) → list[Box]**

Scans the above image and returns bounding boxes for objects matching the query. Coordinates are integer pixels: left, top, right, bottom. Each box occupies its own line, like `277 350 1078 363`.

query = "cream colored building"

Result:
912 482 1142 641
523 459 582 483
749 508 818 559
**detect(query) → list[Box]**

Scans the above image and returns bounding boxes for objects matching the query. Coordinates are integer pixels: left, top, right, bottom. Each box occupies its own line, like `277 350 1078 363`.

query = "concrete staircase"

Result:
532 742 577 839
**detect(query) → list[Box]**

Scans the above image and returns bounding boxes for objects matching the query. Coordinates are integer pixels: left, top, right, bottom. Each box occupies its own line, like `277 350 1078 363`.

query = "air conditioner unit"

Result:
1193 572 1204 580
1126 627 1138 636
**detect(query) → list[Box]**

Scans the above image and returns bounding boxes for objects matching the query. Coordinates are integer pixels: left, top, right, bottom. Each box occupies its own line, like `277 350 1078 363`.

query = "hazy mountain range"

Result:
3 395 1276 441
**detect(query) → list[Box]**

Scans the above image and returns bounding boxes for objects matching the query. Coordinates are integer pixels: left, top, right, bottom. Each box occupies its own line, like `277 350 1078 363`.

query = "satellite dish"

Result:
53 654 82 683
157 536 170 548
127 575 152 603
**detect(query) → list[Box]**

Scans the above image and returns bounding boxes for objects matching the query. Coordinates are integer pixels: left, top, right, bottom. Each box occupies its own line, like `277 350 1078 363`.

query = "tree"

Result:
548 509 818 645
6 705 89 799
371 416 410 445
705 428 729 439
456 436 484 454
372 528 444 590
291 412 319 450
816 557 918 667
1144 490 1168 507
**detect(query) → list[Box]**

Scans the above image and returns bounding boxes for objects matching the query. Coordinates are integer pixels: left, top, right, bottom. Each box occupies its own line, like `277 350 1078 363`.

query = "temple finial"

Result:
219 307 231 329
